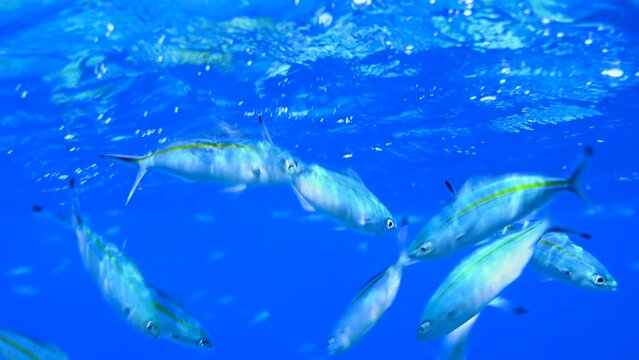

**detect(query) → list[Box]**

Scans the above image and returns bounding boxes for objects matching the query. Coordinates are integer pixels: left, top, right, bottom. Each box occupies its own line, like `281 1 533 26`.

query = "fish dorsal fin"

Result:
351 265 392 304
343 168 364 184
337 167 372 193
171 120 249 144
445 180 456 196
258 115 274 145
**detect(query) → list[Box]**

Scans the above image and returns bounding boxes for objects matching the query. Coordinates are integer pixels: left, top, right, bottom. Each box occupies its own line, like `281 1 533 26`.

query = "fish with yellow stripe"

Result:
408 146 593 260
0 328 68 360
532 232 617 291
102 132 302 205
291 164 396 235
35 179 212 348
327 219 411 355
416 220 589 340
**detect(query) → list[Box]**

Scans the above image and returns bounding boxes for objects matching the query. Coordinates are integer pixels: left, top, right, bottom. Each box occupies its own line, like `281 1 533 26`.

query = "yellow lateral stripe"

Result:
141 143 255 160
85 227 144 295
427 225 537 312
537 238 590 266
446 180 569 224
152 300 191 329
351 266 393 304
0 334 42 360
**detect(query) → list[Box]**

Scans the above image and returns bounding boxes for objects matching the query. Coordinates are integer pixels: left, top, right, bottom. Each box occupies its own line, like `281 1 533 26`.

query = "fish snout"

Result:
416 320 432 339
409 241 434 259
197 338 212 348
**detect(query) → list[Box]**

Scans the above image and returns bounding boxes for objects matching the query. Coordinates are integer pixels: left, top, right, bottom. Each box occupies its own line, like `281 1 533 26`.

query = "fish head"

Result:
327 326 353 355
360 215 397 234
163 320 212 348
579 270 617 291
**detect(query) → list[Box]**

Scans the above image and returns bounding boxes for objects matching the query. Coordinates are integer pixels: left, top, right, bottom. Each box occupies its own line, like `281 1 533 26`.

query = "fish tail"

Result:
69 178 84 227
258 115 274 145
100 153 143 163
100 153 147 206
567 145 593 204
545 226 592 240
396 217 418 267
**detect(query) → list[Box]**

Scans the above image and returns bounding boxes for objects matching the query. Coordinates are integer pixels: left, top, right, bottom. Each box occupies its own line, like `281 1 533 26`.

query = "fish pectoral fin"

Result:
488 296 528 315
291 185 316 212
223 184 248 194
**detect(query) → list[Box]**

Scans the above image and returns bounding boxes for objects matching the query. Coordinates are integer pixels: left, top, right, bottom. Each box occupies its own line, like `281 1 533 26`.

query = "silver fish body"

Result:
417 220 549 340
328 257 406 355
409 147 591 259
531 232 617 291
103 140 302 205
73 219 161 338
292 164 396 235
0 328 68 360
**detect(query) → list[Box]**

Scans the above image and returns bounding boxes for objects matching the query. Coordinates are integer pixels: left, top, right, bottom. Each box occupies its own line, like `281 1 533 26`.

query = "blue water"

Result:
2 0 638 359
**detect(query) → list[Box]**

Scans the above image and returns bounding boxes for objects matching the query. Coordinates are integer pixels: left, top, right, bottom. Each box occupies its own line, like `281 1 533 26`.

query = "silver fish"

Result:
0 327 68 360
102 139 302 205
327 221 410 355
67 180 211 347
292 164 396 235
409 146 592 260
70 180 163 338
532 232 617 291
417 220 552 340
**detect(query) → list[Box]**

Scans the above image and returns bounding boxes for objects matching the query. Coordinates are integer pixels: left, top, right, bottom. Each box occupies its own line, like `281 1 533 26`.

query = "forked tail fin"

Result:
397 217 418 267
100 153 143 163
567 145 593 204
100 153 147 206
69 178 83 227
258 115 274 145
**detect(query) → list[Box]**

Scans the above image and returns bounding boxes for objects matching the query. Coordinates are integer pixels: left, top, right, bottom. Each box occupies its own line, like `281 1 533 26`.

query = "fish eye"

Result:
593 274 606 286
418 320 431 334
171 334 180 340
419 242 433 254
386 218 395 229
197 338 212 348
144 320 156 333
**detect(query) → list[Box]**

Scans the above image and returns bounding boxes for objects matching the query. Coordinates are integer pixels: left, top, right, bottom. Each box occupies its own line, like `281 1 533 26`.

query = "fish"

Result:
291 164 396 235
0 327 69 360
101 129 302 205
531 232 617 291
149 288 212 348
408 146 593 260
327 219 411 355
416 220 582 340
35 179 212 347
66 179 163 339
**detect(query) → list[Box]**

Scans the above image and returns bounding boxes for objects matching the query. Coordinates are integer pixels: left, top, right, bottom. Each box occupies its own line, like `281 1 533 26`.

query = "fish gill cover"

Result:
1 0 638 360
